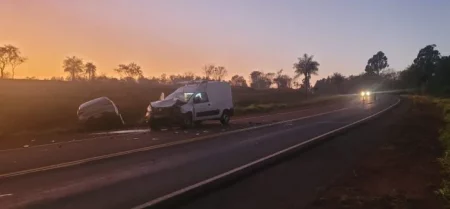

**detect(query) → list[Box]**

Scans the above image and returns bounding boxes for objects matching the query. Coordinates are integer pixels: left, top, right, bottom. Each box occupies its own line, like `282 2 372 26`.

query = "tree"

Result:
212 66 228 81
0 45 27 79
0 47 7 79
413 44 441 89
250 71 273 89
330 72 346 93
230 75 248 87
365 51 389 75
63 56 84 81
273 69 292 88
160 73 168 84
85 62 97 81
4 45 27 79
202 64 215 80
114 62 143 79
428 56 450 94
293 53 320 96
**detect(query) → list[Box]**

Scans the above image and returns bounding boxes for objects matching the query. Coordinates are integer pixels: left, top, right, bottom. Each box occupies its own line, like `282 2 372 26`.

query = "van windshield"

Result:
165 87 194 103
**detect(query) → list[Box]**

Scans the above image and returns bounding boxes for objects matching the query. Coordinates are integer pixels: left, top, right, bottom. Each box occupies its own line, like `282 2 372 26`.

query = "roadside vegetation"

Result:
434 98 450 204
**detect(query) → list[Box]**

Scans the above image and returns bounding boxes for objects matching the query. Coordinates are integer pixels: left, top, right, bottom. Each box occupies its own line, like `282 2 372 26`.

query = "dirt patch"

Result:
309 97 445 209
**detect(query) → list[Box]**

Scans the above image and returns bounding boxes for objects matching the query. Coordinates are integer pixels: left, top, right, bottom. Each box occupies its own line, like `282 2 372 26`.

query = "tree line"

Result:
313 44 450 96
3 43 450 96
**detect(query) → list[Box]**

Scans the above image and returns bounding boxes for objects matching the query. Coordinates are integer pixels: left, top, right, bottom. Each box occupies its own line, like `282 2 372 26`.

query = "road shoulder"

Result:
308 97 444 209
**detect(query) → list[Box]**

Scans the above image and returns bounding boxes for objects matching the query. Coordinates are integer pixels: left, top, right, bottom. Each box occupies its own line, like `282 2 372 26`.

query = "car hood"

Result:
150 99 177 108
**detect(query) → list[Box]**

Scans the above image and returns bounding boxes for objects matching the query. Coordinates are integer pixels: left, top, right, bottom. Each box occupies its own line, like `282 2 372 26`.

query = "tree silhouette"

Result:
250 71 273 89
365 51 389 75
413 44 441 87
202 64 215 80
0 47 7 79
85 62 97 81
0 44 27 79
114 62 143 79
4 45 27 79
212 66 228 81
330 72 346 93
293 54 320 96
230 75 248 87
273 69 292 88
63 56 84 81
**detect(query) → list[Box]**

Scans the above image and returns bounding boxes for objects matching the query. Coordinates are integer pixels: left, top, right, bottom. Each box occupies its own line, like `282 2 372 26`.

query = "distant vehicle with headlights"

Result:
145 81 234 130
360 90 377 103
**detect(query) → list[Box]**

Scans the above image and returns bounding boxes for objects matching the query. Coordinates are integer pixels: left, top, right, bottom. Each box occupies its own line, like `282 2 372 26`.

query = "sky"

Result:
1 0 449 83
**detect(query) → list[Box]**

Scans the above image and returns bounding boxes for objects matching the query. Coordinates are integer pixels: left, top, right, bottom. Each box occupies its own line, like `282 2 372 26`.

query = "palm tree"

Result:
85 62 97 81
293 53 320 97
63 56 84 81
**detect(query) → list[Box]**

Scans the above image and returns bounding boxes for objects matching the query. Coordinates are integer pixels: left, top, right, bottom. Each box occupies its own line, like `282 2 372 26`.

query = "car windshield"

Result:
165 88 194 103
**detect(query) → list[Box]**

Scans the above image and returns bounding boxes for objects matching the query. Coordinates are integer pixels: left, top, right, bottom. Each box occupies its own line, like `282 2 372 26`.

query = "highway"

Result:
0 95 398 209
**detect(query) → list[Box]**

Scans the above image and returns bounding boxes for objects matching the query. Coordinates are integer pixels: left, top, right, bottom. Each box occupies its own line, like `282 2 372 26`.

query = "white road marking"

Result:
92 129 150 135
0 193 13 198
131 99 400 209
0 107 352 179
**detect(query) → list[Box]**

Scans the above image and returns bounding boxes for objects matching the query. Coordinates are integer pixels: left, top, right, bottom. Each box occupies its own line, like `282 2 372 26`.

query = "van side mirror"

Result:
160 92 165 100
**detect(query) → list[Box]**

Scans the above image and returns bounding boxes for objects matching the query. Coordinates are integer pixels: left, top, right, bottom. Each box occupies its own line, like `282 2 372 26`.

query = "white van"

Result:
145 81 234 129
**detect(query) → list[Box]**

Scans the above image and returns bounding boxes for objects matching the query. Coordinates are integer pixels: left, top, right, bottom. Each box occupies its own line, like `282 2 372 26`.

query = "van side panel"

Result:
206 82 233 118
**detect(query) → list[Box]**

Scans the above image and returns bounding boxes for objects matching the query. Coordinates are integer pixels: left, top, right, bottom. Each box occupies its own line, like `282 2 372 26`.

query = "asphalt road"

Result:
0 95 397 209
176 97 407 209
0 101 352 175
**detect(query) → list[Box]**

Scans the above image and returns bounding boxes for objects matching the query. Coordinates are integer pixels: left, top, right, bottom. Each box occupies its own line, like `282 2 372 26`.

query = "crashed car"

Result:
145 81 234 130
77 97 124 129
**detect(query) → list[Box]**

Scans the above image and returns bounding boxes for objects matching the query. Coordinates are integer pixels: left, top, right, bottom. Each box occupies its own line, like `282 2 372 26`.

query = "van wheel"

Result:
220 110 230 125
182 113 193 129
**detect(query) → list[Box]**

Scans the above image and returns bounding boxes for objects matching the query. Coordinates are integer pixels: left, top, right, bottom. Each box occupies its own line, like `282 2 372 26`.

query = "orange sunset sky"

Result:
1 0 449 82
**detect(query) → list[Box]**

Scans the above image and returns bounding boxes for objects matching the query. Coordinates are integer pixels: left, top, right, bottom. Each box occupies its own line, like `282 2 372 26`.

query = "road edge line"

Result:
131 98 401 209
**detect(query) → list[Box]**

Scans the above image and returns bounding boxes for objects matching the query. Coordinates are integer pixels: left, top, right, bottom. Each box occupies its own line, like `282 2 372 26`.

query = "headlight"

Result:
366 91 371 95
360 91 365 96
147 105 152 112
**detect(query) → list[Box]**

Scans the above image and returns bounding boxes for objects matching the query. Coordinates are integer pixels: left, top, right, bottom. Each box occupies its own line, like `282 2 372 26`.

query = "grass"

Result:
432 97 450 203
0 79 347 138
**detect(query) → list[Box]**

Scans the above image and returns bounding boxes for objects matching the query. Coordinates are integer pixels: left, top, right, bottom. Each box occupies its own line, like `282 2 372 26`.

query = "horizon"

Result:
1 0 450 84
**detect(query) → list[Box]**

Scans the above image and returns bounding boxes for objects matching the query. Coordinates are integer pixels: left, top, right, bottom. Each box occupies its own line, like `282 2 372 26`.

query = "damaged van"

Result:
145 81 233 130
